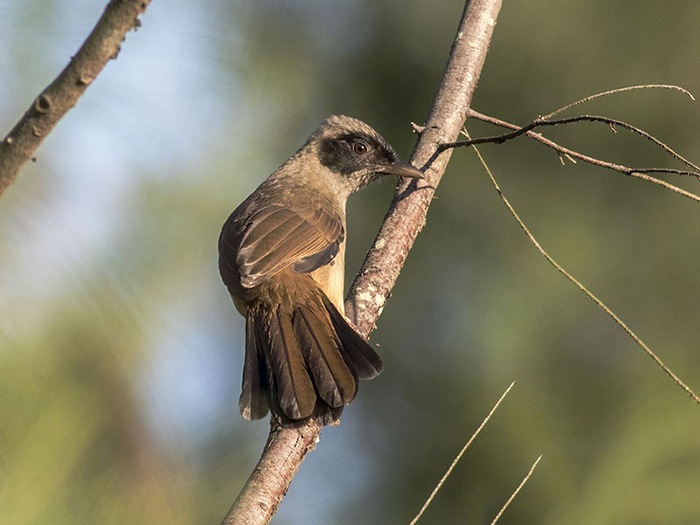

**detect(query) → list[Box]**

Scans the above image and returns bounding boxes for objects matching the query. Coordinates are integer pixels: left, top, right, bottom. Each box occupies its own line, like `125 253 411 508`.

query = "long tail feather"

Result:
322 296 383 380
267 307 316 419
293 304 356 407
239 314 270 420
239 273 383 427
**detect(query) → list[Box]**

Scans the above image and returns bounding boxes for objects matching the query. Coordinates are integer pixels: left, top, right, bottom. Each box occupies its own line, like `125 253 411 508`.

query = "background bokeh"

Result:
2 1 700 524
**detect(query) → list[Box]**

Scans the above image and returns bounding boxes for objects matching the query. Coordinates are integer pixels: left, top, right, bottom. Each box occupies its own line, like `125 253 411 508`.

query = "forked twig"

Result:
534 114 698 173
433 84 700 203
464 130 700 405
409 381 516 525
462 110 700 204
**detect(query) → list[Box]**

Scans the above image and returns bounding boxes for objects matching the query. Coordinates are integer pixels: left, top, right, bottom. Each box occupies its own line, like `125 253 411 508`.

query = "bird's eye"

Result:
352 141 369 155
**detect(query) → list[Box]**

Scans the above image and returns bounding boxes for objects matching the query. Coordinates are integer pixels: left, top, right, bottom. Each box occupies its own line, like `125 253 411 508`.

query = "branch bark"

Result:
346 0 501 333
0 0 151 198
220 1 502 523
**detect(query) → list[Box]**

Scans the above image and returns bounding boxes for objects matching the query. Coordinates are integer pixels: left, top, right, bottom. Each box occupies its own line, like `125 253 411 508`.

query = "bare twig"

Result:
434 85 700 204
439 110 700 177
409 381 515 525
463 110 700 204
0 0 151 197
541 84 695 120
535 114 698 173
220 1 504 524
489 455 543 525
465 130 700 405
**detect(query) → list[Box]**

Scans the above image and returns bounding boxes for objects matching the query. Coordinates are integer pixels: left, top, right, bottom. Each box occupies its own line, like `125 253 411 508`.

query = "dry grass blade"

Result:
490 455 543 525
408 381 516 525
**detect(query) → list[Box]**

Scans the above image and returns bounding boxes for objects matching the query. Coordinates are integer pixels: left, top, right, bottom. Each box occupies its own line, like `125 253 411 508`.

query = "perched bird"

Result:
218 115 423 426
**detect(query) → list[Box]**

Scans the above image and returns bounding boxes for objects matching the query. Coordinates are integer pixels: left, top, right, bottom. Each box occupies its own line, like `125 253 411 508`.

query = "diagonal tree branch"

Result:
0 0 151 198
220 1 503 524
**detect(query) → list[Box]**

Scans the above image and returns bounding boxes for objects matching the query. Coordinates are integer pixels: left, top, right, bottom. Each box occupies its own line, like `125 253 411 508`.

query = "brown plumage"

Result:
219 115 423 426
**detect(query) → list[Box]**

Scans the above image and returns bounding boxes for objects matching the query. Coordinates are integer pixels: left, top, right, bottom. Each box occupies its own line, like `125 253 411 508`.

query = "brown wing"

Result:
219 203 344 300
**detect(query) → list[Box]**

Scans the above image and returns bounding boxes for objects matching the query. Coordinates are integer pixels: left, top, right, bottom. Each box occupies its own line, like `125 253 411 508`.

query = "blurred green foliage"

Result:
1 1 700 524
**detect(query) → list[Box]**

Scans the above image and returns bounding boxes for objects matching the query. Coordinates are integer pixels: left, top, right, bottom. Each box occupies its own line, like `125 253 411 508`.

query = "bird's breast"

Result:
310 239 346 315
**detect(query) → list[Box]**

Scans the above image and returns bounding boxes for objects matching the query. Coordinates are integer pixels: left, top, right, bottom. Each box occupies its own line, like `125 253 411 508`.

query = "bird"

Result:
218 115 423 427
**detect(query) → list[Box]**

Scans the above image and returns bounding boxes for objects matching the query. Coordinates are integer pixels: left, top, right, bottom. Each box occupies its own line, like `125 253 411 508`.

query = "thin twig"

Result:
439 85 698 174
464 110 700 204
409 381 515 525
438 121 537 151
436 85 700 202
464 130 700 405
489 455 543 525
536 114 699 173
440 113 700 177
542 84 695 120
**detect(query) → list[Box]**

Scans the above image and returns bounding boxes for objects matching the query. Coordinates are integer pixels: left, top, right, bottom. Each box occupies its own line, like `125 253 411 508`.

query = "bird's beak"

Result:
376 159 425 179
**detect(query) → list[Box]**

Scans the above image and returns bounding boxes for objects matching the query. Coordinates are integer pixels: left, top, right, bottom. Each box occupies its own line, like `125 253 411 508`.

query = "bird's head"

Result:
310 115 424 195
